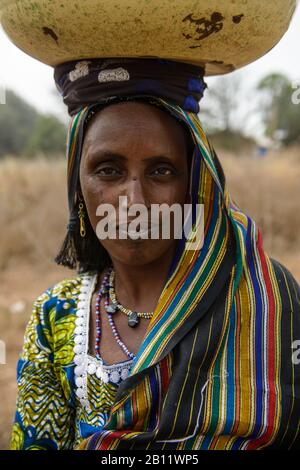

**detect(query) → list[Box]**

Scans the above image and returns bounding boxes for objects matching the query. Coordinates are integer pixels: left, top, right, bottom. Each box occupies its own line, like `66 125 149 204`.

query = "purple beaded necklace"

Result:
95 266 136 361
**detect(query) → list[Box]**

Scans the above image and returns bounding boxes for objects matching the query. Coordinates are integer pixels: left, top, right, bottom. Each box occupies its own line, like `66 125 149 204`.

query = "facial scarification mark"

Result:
42 27 59 44
232 14 244 24
182 12 224 47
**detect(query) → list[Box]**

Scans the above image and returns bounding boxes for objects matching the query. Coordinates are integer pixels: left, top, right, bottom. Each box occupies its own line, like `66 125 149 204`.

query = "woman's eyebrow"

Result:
87 150 172 163
88 151 127 162
143 155 173 163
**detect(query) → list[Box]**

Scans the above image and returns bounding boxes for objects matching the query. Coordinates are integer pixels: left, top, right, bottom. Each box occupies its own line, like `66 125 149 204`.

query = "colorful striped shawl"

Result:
69 98 300 450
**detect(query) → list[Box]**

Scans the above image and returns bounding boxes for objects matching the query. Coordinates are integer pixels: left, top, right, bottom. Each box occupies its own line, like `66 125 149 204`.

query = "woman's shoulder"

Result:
269 257 300 294
29 270 98 333
34 270 97 309
269 257 300 315
21 271 98 362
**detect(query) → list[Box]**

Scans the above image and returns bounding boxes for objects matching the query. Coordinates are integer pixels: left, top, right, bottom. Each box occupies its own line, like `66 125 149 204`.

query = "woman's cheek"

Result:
85 186 120 231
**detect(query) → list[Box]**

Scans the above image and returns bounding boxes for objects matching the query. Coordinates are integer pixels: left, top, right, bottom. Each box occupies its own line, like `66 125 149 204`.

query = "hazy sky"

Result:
0 3 299 124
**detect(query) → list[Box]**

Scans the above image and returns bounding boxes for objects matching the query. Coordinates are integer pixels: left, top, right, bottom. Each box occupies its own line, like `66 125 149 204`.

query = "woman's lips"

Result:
117 224 160 239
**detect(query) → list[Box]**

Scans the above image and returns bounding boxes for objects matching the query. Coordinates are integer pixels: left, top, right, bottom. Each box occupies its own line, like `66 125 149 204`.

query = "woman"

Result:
10 58 300 450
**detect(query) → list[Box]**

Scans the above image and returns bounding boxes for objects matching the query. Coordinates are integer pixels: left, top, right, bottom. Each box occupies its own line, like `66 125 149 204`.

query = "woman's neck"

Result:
109 243 177 313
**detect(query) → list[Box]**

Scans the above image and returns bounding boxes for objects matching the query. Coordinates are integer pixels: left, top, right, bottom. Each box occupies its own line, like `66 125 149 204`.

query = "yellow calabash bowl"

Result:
0 0 297 75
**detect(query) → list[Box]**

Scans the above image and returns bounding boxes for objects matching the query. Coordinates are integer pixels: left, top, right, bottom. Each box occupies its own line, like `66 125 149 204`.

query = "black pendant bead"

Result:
106 303 118 314
128 311 139 328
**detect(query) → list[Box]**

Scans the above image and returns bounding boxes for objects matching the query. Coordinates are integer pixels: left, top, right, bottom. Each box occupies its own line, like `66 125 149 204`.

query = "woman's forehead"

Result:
83 102 188 147
87 100 182 128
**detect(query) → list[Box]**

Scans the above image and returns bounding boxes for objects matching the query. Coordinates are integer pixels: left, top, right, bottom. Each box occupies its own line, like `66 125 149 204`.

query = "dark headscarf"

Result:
54 57 207 116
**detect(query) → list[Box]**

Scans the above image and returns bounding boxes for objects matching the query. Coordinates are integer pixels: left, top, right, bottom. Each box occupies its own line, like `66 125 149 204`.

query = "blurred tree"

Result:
257 73 300 146
201 74 256 153
201 75 244 133
0 89 66 158
0 90 38 157
25 114 66 157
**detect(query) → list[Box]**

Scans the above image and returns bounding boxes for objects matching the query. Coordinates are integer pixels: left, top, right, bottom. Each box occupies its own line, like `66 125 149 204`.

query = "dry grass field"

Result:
0 148 299 449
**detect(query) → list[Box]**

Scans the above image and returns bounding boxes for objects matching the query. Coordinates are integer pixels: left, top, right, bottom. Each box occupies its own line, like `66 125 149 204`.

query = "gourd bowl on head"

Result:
0 0 297 75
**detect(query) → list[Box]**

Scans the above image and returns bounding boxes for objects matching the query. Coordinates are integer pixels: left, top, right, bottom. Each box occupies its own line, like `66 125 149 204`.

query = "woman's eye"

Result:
152 167 174 176
97 167 120 176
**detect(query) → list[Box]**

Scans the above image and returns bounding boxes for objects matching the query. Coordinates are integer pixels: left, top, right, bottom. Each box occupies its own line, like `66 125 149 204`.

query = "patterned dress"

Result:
10 271 133 450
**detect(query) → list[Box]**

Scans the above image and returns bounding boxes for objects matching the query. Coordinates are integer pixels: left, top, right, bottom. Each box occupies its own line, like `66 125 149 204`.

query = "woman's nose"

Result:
126 176 147 207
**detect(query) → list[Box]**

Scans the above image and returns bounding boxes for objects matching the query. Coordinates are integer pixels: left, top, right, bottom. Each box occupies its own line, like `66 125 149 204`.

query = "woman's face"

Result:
80 101 190 266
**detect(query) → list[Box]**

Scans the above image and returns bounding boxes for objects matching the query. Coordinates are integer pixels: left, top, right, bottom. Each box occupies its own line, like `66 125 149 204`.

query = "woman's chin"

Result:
103 238 174 267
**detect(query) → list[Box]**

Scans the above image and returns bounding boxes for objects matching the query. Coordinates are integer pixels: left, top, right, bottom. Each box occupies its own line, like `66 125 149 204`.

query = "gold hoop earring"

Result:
78 201 86 238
